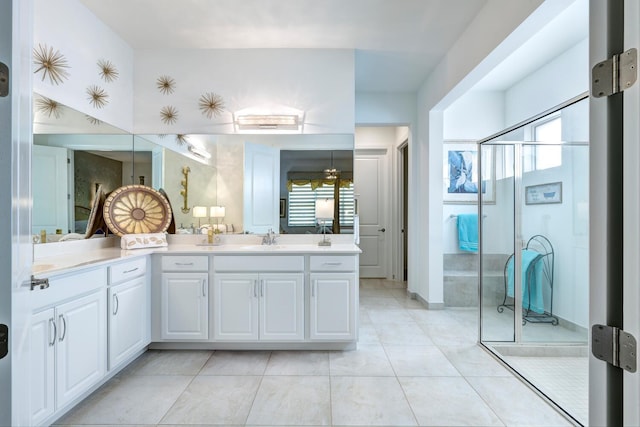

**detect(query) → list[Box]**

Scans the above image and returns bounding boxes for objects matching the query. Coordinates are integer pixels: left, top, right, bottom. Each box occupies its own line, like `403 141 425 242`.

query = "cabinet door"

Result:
260 273 304 341
30 308 56 426
161 273 209 340
56 291 106 409
109 277 147 370
309 273 356 340
213 273 259 341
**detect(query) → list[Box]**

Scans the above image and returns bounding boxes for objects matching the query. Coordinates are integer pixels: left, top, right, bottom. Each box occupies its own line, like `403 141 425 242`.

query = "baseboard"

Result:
410 291 444 310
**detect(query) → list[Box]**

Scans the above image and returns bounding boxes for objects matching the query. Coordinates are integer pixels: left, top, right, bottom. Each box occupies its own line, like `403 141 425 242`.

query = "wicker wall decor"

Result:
199 92 224 119
35 96 63 119
160 106 178 124
87 85 109 108
98 59 119 82
156 75 176 95
33 43 70 85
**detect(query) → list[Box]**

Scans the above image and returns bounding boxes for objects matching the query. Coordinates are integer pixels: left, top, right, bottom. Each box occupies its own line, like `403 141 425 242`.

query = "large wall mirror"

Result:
33 94 354 243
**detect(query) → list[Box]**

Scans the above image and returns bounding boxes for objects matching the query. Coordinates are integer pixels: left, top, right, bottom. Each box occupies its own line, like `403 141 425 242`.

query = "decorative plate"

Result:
103 185 172 236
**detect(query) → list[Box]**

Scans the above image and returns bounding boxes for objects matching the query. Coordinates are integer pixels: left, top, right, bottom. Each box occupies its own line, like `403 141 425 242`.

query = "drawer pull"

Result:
175 262 194 266
49 318 57 346
323 262 342 266
123 267 139 274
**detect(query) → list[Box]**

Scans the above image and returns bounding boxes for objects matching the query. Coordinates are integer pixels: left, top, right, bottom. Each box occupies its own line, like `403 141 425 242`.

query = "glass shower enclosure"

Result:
478 95 589 425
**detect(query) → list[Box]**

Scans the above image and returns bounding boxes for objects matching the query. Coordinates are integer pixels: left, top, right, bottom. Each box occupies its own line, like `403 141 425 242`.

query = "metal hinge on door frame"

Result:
592 324 637 373
592 48 637 97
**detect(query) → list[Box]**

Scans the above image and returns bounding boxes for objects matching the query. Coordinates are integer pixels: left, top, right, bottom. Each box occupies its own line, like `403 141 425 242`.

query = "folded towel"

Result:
457 213 478 252
507 249 545 314
121 232 168 249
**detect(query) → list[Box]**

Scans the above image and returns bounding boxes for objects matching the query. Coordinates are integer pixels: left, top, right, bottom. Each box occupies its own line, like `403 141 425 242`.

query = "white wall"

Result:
505 38 588 126
134 49 355 135
34 0 134 132
415 0 569 306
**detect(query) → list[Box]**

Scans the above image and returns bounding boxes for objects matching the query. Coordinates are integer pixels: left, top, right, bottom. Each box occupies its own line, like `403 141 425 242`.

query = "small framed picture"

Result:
279 198 286 218
525 182 563 205
443 141 495 204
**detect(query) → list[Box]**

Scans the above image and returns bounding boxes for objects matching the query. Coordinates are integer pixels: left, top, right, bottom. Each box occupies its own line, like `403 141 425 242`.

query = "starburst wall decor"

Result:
98 59 119 82
198 92 225 119
86 115 103 125
175 134 188 145
33 43 70 85
156 75 176 95
87 85 109 108
160 106 178 124
35 96 62 119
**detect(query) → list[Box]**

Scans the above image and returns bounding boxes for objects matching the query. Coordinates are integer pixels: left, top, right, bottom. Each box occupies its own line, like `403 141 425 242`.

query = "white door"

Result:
354 150 388 278
259 273 304 341
623 0 640 423
56 291 106 409
243 142 280 234
309 273 356 340
32 145 69 234
108 277 147 370
29 309 55 426
161 273 209 340
2 2 34 425
213 274 259 340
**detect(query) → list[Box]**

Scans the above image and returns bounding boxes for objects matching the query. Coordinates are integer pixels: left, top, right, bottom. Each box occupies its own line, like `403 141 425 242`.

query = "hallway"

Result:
55 279 572 426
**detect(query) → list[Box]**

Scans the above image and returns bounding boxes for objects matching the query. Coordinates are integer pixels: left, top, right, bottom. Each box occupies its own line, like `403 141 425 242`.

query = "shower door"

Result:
479 96 589 425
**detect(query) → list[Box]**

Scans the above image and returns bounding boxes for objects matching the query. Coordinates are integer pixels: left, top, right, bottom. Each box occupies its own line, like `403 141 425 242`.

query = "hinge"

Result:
30 275 50 291
592 48 637 97
592 324 637 373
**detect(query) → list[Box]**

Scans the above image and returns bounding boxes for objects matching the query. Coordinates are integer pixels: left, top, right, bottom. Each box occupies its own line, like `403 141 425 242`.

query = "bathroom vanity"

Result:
29 235 360 426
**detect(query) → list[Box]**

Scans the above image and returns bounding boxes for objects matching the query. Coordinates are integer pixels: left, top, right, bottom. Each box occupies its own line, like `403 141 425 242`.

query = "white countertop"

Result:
33 238 361 277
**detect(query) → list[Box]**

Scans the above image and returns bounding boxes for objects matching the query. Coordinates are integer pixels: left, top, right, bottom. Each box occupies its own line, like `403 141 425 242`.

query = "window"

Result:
524 116 562 172
288 182 354 227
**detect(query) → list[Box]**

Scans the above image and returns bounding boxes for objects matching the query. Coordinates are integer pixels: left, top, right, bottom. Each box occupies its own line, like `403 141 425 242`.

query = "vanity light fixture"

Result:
235 114 299 130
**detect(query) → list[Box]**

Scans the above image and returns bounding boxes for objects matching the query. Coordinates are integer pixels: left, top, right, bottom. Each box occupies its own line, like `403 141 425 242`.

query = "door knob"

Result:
378 228 386 232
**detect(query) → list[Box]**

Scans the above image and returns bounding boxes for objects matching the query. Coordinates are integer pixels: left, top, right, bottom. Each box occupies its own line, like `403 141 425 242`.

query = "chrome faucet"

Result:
262 228 277 245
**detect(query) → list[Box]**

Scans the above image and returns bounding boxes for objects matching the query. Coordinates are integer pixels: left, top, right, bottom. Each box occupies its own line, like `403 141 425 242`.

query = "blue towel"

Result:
457 213 478 252
506 249 545 314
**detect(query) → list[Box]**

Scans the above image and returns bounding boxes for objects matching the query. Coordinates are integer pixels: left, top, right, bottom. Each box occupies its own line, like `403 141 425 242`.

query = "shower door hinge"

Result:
592 324 637 373
592 48 637 98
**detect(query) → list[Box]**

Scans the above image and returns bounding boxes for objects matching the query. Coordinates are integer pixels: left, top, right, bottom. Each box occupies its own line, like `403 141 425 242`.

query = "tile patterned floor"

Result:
55 278 575 427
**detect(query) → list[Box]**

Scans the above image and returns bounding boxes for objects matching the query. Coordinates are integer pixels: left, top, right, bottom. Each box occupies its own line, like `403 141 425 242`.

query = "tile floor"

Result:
55 278 575 427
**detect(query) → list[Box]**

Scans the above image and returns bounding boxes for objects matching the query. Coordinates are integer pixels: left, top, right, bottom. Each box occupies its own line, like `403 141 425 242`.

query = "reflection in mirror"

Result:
136 134 354 235
32 93 135 241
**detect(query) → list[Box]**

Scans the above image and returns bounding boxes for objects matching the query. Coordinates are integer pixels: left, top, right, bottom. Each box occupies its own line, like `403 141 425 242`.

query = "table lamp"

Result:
315 198 334 247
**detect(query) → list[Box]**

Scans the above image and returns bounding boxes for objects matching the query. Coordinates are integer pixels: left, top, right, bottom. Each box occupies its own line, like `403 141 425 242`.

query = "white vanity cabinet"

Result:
160 255 209 340
309 255 358 341
30 268 107 426
108 257 149 370
212 256 305 341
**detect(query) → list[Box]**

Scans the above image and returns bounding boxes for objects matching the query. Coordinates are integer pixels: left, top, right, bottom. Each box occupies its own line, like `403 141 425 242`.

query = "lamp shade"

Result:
210 206 226 218
315 199 334 220
192 206 208 218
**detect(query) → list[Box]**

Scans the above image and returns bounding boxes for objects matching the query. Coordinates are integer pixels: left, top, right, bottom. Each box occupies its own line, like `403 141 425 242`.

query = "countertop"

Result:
33 241 361 277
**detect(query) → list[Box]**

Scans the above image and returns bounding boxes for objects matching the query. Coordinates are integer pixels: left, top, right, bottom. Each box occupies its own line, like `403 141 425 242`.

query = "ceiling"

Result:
79 0 487 93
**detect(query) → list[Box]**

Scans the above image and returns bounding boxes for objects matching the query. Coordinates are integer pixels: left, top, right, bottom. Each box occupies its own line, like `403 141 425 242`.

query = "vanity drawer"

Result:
213 255 304 272
309 255 356 272
161 255 209 271
109 257 147 284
